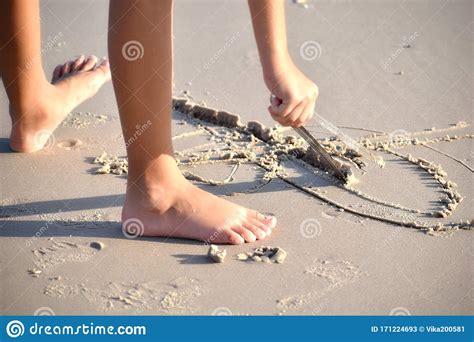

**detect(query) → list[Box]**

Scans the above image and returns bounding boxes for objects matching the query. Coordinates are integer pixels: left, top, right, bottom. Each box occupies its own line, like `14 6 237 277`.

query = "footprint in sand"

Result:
30 239 105 276
57 139 82 150
276 259 363 314
44 276 203 314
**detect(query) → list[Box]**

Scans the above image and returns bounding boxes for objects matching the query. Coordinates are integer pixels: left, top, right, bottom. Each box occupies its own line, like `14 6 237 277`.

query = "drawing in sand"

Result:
0 0 472 319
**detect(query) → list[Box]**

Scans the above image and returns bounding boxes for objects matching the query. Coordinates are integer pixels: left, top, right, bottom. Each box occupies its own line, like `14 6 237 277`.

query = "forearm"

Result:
248 0 291 77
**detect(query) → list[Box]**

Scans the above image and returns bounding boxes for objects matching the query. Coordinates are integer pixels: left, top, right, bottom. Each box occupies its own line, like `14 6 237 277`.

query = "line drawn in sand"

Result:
92 97 473 234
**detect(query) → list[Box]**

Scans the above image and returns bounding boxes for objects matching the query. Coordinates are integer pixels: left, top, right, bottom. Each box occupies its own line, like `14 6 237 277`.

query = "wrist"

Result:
262 52 293 83
261 49 291 74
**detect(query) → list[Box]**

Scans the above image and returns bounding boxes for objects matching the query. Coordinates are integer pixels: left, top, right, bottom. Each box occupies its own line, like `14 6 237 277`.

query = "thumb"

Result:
269 94 292 117
269 101 292 118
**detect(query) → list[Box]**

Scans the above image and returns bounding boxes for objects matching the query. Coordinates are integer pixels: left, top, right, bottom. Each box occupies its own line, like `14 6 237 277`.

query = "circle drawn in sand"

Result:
94 98 473 233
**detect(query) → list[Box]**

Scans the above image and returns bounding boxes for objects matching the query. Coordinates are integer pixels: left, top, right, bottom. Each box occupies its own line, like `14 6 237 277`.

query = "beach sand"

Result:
0 0 472 315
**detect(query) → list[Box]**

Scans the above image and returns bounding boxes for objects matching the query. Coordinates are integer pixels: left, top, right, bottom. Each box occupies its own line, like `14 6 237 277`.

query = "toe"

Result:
80 55 98 72
232 226 256 243
95 58 111 80
52 64 63 83
220 230 244 245
61 61 73 75
71 55 85 72
243 222 267 240
249 218 273 235
249 210 277 229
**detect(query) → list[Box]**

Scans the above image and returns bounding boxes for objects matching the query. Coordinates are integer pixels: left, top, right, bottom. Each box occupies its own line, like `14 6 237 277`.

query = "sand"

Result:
0 0 472 315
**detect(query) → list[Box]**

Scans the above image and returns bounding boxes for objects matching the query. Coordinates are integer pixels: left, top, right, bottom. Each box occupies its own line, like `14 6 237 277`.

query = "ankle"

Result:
129 154 183 186
126 155 185 210
9 83 55 120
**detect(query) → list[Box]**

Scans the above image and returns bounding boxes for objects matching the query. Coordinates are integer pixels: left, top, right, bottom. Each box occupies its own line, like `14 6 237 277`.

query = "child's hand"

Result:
265 61 318 127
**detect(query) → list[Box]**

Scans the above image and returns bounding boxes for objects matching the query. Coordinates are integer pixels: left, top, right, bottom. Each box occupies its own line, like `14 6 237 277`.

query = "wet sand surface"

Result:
0 0 472 315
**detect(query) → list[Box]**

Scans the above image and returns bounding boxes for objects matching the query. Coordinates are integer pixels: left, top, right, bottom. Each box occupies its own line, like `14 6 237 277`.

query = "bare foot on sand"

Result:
122 160 277 244
9 55 111 152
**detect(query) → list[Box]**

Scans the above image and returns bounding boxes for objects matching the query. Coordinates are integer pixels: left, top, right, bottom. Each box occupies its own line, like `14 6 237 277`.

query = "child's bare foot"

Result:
122 159 277 244
9 55 111 152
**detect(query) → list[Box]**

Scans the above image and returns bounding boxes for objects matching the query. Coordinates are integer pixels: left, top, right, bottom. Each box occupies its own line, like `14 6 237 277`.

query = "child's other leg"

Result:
0 0 110 152
108 0 276 244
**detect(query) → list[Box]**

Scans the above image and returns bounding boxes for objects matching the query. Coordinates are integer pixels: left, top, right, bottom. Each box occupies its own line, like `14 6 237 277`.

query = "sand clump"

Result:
93 152 128 175
237 246 287 264
207 244 226 263
61 112 110 129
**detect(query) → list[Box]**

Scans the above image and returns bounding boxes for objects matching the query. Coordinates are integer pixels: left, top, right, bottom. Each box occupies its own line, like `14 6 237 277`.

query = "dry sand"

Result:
0 0 472 315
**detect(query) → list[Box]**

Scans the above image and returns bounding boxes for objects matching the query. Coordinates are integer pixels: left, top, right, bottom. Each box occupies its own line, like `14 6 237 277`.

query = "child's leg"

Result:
0 0 110 152
108 0 276 244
